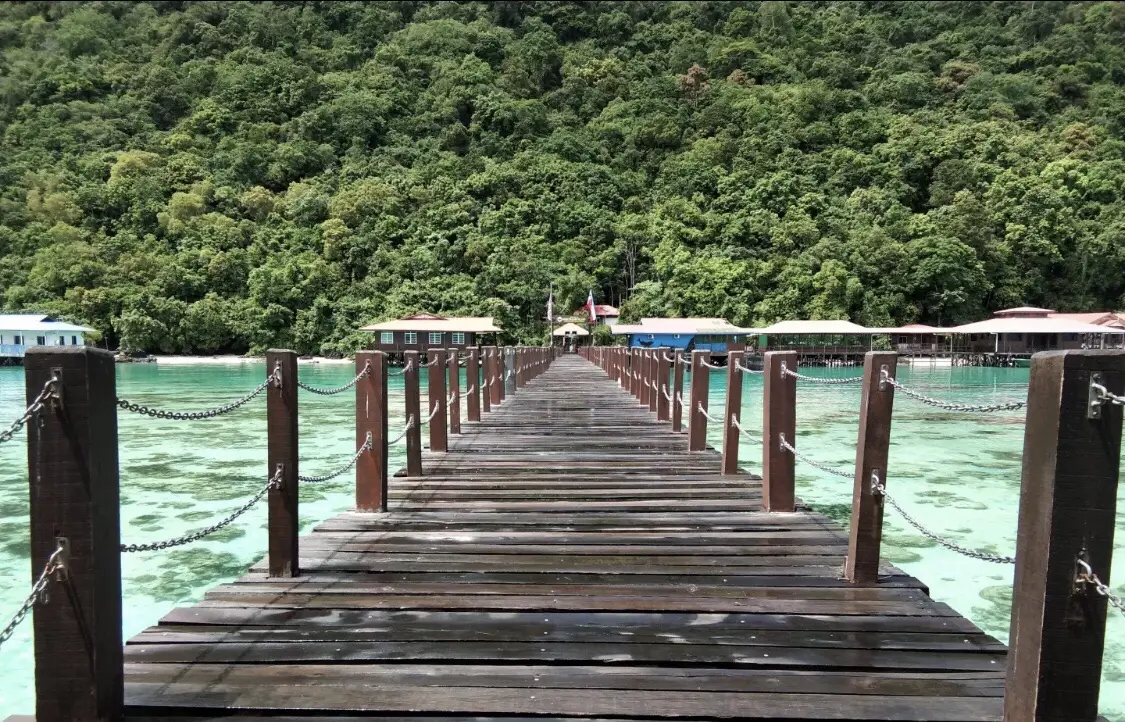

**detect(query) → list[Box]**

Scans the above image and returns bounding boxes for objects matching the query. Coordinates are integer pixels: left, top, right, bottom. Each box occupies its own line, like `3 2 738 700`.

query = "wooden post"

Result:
24 347 122 722
498 348 507 403
404 350 423 476
355 351 388 512
656 348 671 422
672 351 686 432
762 351 797 512
648 349 659 413
504 348 516 397
447 348 461 435
486 346 499 410
466 347 481 422
721 350 744 475
267 349 299 577
1003 350 1125 722
688 351 711 450
428 349 447 452
630 350 641 399
845 352 898 583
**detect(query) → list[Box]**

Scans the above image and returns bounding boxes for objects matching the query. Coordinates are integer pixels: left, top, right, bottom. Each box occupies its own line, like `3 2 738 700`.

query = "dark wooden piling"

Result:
648 349 659 413
355 350 388 512
499 348 509 402
466 347 481 422
266 349 299 577
428 349 448 452
845 352 898 583
721 350 744 475
404 350 422 477
762 350 796 512
672 351 686 432
24 347 122 722
1003 350 1125 722
656 348 671 422
447 348 461 435
485 346 499 410
688 350 711 451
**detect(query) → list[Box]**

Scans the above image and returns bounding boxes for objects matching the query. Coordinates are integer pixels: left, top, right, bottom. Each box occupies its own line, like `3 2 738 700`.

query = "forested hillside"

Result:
1 2 1124 354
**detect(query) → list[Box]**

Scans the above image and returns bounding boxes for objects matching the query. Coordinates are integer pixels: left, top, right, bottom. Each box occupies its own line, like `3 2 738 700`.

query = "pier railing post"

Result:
1003 349 1125 722
722 350 744 475
267 348 299 577
638 349 649 407
689 350 711 451
762 350 796 512
672 351 686 432
355 350 388 512
632 350 642 400
486 346 499 410
845 351 898 583
404 350 423 476
648 349 659 413
504 348 516 397
467 347 481 422
447 348 461 435
428 348 448 452
24 347 122 722
656 349 671 422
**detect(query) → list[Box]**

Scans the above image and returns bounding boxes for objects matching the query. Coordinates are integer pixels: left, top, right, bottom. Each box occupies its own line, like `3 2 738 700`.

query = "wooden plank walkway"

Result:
123 355 1006 721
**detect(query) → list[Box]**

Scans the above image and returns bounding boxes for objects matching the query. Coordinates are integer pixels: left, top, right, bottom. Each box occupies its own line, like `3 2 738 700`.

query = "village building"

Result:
611 318 752 356
360 313 503 353
0 314 94 364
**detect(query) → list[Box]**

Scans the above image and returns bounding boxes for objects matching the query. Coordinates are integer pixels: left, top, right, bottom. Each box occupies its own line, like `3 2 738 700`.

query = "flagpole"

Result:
548 282 556 351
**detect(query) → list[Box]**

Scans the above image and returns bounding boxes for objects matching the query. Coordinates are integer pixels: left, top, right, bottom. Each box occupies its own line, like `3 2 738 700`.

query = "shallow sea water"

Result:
0 359 1122 717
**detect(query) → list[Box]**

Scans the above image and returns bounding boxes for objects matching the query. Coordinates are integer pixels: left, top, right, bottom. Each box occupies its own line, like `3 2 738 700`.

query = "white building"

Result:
0 314 94 361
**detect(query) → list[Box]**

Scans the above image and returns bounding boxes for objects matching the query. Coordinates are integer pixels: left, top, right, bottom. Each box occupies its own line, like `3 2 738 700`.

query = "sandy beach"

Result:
151 355 353 365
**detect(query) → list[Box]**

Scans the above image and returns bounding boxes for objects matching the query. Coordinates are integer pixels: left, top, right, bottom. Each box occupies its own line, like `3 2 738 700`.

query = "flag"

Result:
546 290 553 322
586 290 596 324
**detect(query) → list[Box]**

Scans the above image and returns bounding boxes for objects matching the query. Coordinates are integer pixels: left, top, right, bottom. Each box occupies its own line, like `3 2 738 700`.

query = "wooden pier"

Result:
7 344 1125 721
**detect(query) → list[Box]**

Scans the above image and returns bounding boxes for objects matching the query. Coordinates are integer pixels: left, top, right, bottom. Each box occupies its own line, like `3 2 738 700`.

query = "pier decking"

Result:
123 356 1006 721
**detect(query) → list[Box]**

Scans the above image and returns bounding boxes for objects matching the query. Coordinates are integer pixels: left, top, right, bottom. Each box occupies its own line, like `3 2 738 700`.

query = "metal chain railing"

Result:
1092 382 1125 408
731 416 762 445
117 365 281 421
778 432 853 478
388 360 413 377
0 540 66 651
121 466 284 553
662 385 672 402
735 360 765 375
298 433 372 483
870 471 1015 564
297 363 370 395
389 416 414 445
676 392 687 412
663 354 675 363
699 359 723 370
447 392 456 407
697 403 719 423
420 401 442 426
1077 560 1125 615
882 371 1026 413
0 376 58 445
781 363 863 385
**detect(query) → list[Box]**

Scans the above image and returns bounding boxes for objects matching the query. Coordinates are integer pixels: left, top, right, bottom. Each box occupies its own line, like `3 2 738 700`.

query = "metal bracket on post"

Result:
52 536 70 583
49 367 64 411
878 364 889 392
1089 372 1104 420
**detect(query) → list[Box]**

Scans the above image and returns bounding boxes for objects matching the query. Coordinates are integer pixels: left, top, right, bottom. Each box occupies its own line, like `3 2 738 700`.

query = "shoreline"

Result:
150 355 353 366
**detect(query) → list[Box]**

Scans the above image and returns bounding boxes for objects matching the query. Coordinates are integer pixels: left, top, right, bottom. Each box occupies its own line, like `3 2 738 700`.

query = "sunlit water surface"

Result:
0 360 1123 717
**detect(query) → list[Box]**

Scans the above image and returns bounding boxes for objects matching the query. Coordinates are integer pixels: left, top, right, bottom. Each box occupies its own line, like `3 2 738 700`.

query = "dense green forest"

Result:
1 1 1124 354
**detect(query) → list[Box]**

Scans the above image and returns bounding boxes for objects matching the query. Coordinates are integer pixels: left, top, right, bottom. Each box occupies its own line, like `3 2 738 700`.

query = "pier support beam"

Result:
688 350 711 451
485 346 499 410
355 350 388 512
845 351 897 583
762 351 796 512
466 347 481 422
25 347 123 722
721 350 744 475
672 351 686 433
404 350 423 476
1004 349 1125 722
428 348 448 452
447 348 461 435
267 349 299 577
656 349 671 422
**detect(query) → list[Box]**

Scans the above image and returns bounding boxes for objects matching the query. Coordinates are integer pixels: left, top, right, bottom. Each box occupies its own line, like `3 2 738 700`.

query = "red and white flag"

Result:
586 290 596 324
546 290 553 322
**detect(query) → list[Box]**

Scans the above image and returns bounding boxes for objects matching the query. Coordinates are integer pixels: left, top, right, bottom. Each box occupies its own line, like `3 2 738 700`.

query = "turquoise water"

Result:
0 360 1122 716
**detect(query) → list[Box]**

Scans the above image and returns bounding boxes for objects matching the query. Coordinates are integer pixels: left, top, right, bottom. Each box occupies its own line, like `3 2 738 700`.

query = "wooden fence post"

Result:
631 350 642 399
721 350 744 475
689 350 711 451
24 347 122 722
845 351 898 583
656 348 671 422
404 350 423 476
355 350 388 512
648 349 659 413
428 348 448 452
447 348 461 435
762 350 796 512
267 349 299 577
1003 349 1125 722
486 346 499 410
672 351 686 432
504 348 516 397
637 349 648 407
467 347 481 421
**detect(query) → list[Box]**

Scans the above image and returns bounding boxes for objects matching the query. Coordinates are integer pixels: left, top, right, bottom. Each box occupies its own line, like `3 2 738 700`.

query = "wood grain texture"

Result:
403 350 422 476
467 347 481 422
672 350 685 433
722 350 744 475
354 350 388 511
428 348 448 452
266 349 299 577
762 351 796 512
689 350 710 451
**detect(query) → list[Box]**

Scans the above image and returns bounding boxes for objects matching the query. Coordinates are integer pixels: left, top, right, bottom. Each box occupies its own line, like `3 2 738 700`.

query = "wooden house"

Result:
360 313 503 353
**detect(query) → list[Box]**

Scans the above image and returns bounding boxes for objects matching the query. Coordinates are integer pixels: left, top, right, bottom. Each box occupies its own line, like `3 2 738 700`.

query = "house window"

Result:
428 332 443 345
380 331 394 345
13 335 21 345
36 336 46 346
404 332 418 345
673 334 681 339
71 336 78 345
59 336 65 345
451 332 465 345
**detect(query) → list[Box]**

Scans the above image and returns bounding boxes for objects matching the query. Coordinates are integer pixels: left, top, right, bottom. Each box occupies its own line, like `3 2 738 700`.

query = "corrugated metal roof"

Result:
866 323 943 334
612 317 755 335
0 314 94 333
552 323 589 336
758 320 871 335
994 306 1054 316
361 315 503 333
946 317 1121 334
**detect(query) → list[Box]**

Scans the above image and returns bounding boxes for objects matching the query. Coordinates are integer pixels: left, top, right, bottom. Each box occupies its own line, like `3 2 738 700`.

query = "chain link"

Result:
781 363 863 385
735 360 765 375
778 433 853 478
0 377 58 445
420 401 442 426
663 354 675 363
1092 383 1125 407
699 359 722 370
1077 560 1125 614
388 360 413 377
676 392 687 411
882 371 1026 413
117 366 281 421
389 416 414 445
662 385 672 402
697 403 719 423
298 433 372 483
121 467 283 552
296 363 370 395
731 416 763 445
870 473 1015 564
0 541 66 650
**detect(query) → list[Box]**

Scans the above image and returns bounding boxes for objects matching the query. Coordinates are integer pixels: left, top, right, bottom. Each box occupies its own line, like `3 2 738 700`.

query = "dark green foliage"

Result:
2 2 1124 354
